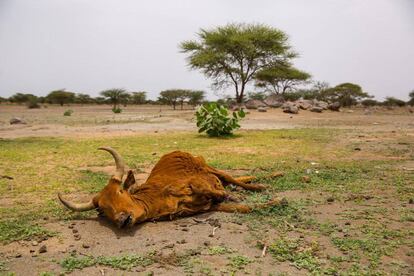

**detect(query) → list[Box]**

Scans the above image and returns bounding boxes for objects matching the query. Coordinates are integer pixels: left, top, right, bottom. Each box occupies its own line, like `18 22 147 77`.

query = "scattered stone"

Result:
179 224 187 227
181 228 189 232
15 253 22 258
328 102 341 111
409 198 414 204
38 245 47 253
74 234 81 241
30 249 35 253
152 152 157 156
68 225 74 229
295 99 313 110
163 243 175 249
327 197 335 203
301 176 311 183
203 241 211 246
257 106 267 112
282 102 299 114
10 117 26 125
31 241 38 246
264 94 284 108
72 229 78 234
177 239 187 244
354 147 361 151
310 106 323 113
82 244 90 249
245 99 266 109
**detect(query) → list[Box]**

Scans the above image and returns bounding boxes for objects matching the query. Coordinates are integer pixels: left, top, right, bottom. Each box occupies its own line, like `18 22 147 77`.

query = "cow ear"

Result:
123 170 136 190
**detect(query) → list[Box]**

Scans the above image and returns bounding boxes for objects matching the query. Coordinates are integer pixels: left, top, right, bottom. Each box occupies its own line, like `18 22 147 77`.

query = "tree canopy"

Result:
255 65 311 94
321 83 371 106
100 88 130 109
158 89 205 110
9 93 38 104
46 90 75 106
180 23 296 103
130 92 147 105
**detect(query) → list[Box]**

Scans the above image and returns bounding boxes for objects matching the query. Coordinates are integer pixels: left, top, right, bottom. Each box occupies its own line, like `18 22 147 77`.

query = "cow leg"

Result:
209 168 266 191
210 203 252 213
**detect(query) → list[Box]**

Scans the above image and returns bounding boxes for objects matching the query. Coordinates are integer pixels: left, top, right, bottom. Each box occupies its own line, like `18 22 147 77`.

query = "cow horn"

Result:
58 193 96 212
98 147 125 182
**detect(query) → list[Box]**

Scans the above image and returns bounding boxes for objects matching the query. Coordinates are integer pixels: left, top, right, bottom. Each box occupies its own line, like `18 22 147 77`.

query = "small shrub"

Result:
382 97 406 107
26 99 40 109
112 107 122 113
63 109 74 116
361 99 379 107
195 103 245 137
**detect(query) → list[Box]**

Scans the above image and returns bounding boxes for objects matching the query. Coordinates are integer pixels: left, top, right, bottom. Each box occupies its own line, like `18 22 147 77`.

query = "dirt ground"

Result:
1 104 413 138
0 104 413 275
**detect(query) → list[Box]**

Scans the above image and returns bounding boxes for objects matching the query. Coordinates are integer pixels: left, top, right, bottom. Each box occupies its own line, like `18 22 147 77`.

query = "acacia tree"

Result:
188 90 205 107
180 23 296 104
158 90 183 110
46 90 75 106
100 88 130 110
130 92 147 105
255 66 310 94
321 83 371 106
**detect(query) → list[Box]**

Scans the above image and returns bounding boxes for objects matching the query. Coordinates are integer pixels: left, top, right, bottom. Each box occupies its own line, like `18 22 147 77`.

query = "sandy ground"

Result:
0 104 413 138
0 104 413 275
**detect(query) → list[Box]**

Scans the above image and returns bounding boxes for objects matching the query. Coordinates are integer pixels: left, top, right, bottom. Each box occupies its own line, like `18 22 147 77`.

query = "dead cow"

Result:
58 147 277 228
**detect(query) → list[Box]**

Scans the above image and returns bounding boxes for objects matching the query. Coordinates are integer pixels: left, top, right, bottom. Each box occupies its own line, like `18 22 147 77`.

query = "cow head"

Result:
58 147 144 228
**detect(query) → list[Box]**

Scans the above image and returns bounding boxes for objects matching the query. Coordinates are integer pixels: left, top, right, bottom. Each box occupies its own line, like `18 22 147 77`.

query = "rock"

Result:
82 244 90 249
328 102 341 111
72 229 78 234
310 106 323 113
10 117 26 125
163 243 175 249
32 241 38 246
354 147 361 151
257 107 267 112
38 245 47 253
245 99 266 109
326 197 335 203
312 100 329 110
15 253 22 258
203 241 211 246
177 239 187 244
295 99 312 110
301 176 311 183
409 198 414 204
282 102 299 114
181 228 189 232
264 94 285 108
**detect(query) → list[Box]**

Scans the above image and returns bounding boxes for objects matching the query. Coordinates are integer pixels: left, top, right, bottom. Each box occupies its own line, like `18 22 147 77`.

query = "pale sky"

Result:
0 0 413 100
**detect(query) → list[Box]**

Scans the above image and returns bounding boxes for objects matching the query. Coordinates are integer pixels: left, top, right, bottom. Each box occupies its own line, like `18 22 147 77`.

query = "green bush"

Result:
195 103 245 137
112 107 122 113
63 109 74 116
26 99 40 109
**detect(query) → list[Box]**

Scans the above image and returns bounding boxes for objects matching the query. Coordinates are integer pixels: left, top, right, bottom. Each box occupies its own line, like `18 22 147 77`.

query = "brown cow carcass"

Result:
58 147 277 228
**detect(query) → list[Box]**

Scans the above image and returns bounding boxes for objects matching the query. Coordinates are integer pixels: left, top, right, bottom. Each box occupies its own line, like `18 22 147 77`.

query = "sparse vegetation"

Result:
63 109 73 116
60 253 154 272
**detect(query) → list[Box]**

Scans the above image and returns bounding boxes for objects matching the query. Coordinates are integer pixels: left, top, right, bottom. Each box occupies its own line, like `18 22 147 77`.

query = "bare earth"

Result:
1 104 413 138
0 104 413 275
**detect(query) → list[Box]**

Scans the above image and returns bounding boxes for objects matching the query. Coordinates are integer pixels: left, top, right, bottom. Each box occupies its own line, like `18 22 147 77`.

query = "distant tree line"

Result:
1 88 206 110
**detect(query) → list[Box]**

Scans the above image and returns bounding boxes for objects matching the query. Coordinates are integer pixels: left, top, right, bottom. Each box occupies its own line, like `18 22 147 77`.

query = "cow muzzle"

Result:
117 212 133 229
